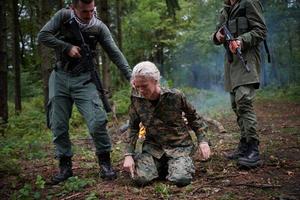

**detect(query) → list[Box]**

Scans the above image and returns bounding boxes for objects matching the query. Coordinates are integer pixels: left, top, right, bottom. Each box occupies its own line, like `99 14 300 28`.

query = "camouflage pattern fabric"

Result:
125 88 207 184
126 87 207 157
134 147 195 186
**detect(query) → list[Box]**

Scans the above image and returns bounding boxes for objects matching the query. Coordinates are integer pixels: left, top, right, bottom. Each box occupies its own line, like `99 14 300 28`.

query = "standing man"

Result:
123 61 211 187
38 0 131 184
212 0 267 168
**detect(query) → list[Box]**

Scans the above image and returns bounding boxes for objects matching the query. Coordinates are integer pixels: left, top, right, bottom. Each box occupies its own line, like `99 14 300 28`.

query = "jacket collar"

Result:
131 87 170 99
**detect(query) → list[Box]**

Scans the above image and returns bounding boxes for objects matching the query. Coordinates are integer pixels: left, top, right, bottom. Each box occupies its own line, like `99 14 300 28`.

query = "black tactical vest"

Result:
58 9 99 71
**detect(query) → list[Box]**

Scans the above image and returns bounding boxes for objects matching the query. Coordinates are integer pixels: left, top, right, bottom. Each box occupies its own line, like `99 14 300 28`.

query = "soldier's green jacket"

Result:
126 88 208 159
213 0 267 92
37 8 131 80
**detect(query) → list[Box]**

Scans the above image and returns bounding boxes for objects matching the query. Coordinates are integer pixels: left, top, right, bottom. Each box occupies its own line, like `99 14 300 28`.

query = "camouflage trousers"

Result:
230 85 259 142
133 147 195 186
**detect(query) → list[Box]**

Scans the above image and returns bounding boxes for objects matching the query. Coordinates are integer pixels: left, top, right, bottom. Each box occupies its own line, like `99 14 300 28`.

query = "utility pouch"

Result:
228 16 249 37
228 19 237 35
237 17 249 35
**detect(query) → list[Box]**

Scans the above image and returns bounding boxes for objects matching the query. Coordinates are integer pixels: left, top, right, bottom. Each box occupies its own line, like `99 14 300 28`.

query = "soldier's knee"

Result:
89 119 107 133
237 101 253 114
52 122 68 136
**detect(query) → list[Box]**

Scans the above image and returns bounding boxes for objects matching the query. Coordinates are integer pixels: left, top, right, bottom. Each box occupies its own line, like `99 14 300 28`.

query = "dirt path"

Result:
1 100 299 199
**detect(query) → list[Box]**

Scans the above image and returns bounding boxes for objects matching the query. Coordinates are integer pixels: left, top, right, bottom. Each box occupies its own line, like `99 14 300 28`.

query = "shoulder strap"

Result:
263 40 271 63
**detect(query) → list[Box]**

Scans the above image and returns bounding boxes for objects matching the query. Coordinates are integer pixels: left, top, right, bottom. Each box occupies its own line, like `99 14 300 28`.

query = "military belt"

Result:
55 61 89 76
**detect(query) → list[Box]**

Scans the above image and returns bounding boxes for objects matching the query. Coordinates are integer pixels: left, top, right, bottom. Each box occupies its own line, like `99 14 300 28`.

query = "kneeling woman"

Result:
123 61 211 187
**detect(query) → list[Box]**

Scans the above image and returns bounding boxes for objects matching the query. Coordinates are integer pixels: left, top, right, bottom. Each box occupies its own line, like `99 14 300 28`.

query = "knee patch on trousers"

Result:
166 157 194 186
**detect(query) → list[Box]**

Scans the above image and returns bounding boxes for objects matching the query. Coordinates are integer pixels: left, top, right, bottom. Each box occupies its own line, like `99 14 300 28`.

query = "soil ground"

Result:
1 99 299 200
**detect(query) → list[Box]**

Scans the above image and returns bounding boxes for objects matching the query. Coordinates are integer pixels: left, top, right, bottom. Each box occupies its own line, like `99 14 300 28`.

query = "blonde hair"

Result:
131 61 160 82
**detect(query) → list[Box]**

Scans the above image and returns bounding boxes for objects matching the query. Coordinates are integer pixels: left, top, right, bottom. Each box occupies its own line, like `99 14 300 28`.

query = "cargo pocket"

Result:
235 86 252 104
237 17 249 35
92 94 105 112
91 94 107 123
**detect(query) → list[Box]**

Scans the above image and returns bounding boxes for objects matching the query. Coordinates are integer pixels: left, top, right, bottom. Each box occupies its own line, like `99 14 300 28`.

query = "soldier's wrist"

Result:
124 153 134 157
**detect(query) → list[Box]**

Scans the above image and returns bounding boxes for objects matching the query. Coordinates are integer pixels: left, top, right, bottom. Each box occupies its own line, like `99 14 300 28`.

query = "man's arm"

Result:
236 0 267 50
97 23 132 81
37 9 73 54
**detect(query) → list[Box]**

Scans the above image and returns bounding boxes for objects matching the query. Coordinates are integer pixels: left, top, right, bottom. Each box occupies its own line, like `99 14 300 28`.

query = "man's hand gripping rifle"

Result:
222 25 250 72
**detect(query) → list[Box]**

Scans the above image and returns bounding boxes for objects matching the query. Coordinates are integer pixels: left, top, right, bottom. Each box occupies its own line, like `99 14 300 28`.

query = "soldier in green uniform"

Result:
123 61 211 187
37 0 132 184
212 0 267 168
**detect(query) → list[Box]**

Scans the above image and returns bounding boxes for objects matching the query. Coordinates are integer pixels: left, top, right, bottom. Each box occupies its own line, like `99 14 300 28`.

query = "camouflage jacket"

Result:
125 88 208 159
37 8 131 80
213 0 267 92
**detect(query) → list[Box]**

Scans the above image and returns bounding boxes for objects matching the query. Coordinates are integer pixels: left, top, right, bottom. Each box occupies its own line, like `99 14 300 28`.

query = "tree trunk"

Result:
12 0 22 113
98 0 111 91
0 0 8 125
58 0 64 9
116 0 122 51
115 0 127 86
38 0 52 109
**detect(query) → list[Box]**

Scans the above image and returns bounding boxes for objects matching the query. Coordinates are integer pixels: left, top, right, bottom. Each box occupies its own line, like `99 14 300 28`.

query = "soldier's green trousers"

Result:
230 85 259 142
47 70 112 158
133 152 195 186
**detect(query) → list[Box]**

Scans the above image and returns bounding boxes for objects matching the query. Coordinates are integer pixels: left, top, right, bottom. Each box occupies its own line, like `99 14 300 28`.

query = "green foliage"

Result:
154 183 170 200
257 85 300 102
35 175 46 190
59 176 95 195
111 86 131 116
12 176 45 200
123 0 185 66
0 96 50 174
14 184 33 200
85 192 99 200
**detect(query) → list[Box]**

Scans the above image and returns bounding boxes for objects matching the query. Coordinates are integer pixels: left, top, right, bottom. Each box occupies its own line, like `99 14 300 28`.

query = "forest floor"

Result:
1 99 300 200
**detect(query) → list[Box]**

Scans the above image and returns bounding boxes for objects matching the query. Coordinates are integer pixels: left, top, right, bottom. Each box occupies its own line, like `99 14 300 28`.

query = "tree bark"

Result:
0 0 8 125
38 0 52 109
12 0 22 113
116 0 122 51
98 0 111 91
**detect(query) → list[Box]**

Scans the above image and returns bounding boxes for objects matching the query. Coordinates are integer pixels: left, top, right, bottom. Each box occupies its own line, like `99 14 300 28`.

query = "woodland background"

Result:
0 0 299 199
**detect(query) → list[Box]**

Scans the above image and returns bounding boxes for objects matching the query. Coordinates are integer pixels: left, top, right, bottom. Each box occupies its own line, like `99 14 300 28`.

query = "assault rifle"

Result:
222 25 250 72
65 18 112 112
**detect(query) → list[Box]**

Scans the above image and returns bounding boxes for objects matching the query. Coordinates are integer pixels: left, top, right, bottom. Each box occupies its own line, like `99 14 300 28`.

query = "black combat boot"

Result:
97 152 117 180
238 139 262 168
51 156 73 184
225 138 248 160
